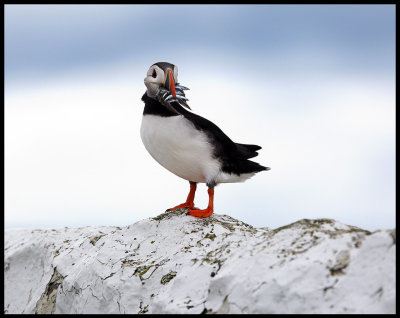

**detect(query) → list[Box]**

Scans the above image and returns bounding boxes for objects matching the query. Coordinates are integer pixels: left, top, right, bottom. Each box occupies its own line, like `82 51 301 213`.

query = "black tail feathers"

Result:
240 160 270 173
230 143 271 173
235 143 262 159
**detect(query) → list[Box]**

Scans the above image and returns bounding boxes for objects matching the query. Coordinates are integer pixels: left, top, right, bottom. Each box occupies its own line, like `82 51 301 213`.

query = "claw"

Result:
165 94 174 102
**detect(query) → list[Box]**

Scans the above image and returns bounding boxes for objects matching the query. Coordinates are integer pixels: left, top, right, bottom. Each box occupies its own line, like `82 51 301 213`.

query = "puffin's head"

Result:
144 62 190 111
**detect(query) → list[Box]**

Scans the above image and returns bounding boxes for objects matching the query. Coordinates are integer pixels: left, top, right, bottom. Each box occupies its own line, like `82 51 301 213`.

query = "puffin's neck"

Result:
142 92 180 117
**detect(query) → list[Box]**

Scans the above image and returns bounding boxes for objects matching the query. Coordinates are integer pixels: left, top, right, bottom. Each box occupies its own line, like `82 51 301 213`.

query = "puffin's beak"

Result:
163 69 176 99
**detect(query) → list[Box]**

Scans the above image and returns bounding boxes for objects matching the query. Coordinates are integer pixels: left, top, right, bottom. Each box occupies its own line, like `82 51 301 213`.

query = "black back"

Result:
142 93 269 175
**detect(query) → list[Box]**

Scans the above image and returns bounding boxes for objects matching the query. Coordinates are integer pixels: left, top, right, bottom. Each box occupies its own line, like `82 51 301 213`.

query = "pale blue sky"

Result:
4 5 395 231
5 5 395 80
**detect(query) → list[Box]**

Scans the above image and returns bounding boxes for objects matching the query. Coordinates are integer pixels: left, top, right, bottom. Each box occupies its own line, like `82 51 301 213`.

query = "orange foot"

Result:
188 188 214 218
188 207 213 218
166 182 197 212
166 201 195 212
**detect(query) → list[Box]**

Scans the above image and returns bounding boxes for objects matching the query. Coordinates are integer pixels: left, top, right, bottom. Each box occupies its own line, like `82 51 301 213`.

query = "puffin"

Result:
140 62 270 218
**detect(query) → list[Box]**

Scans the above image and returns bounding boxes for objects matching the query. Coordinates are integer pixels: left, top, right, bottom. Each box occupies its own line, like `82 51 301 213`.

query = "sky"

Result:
4 4 395 231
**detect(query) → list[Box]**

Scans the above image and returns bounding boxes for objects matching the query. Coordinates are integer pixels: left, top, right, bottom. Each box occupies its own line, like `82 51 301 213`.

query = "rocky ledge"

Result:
4 209 396 314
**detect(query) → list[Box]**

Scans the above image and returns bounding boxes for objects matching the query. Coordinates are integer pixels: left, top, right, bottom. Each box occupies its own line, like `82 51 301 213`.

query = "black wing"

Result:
179 107 262 159
143 96 270 175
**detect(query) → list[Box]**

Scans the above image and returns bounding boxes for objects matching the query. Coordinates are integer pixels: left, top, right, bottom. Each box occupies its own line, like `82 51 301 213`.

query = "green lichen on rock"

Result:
271 219 371 238
272 219 334 234
218 222 235 233
152 209 187 221
122 259 143 267
204 233 216 241
160 271 177 285
138 301 149 314
201 245 230 271
89 235 104 246
203 256 223 269
134 265 152 277
152 212 170 222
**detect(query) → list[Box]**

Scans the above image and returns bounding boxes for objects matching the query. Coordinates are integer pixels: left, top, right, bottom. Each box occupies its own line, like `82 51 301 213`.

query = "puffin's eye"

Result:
152 69 157 78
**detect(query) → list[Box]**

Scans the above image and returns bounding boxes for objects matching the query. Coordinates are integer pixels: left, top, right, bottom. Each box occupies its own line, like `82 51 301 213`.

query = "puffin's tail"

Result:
235 143 262 159
229 143 270 174
222 157 270 176
238 159 270 174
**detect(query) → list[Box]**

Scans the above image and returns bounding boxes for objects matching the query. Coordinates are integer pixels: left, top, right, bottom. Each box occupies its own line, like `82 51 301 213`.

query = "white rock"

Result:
4 210 395 314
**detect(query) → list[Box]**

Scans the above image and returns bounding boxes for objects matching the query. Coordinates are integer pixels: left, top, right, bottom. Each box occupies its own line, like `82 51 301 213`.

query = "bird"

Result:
140 62 270 218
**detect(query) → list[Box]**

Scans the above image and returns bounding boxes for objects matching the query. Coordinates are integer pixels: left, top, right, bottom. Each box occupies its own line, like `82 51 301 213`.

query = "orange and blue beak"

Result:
163 69 176 99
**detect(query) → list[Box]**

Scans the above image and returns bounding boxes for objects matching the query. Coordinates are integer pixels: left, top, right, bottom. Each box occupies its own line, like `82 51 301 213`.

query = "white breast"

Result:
140 115 222 184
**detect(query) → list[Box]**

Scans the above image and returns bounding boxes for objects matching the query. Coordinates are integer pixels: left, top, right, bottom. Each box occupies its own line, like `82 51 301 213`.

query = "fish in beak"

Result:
148 62 191 112
163 69 177 99
157 68 191 111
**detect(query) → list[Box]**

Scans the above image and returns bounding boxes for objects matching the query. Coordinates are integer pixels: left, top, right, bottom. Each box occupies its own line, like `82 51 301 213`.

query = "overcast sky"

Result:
4 4 395 231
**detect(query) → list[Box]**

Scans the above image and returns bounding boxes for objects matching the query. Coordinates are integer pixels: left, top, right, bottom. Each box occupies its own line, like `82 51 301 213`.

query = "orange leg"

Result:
188 188 214 218
166 182 197 211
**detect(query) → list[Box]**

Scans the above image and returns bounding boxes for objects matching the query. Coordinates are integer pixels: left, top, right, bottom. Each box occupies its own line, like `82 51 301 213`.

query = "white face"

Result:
144 64 178 98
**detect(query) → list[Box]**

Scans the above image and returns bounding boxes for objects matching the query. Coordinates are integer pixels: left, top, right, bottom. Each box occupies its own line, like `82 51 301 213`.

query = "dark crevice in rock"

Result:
35 267 65 314
201 307 213 314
